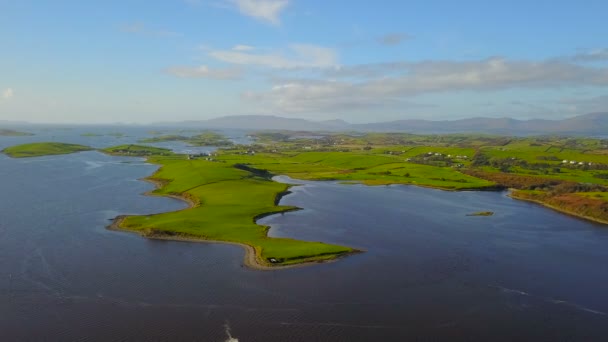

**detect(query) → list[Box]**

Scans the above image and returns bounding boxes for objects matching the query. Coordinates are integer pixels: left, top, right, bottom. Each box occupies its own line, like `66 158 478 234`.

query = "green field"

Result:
2 142 92 158
217 150 494 190
577 192 608 201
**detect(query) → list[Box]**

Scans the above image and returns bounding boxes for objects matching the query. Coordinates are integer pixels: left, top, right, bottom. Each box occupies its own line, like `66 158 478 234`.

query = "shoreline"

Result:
509 191 608 226
108 216 358 270
108 169 360 270
312 177 503 192
140 177 199 209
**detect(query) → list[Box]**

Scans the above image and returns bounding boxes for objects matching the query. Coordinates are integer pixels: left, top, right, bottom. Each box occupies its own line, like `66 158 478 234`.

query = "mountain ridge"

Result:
167 112 608 135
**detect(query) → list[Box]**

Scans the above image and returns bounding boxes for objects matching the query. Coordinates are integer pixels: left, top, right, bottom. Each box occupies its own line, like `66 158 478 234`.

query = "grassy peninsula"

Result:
114 156 355 267
2 142 92 158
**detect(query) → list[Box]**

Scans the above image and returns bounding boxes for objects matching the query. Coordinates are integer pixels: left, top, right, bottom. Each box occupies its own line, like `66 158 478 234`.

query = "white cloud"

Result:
166 65 243 80
2 88 14 100
243 81 384 112
232 44 255 51
209 43 338 69
243 57 608 113
229 0 289 25
571 48 608 62
324 62 410 79
364 57 608 93
324 57 608 84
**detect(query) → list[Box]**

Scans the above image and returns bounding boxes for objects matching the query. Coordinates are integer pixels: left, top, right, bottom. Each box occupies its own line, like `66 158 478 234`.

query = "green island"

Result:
3 132 608 267
2 142 92 158
467 211 494 217
107 132 126 137
0 129 33 136
139 130 233 146
103 144 174 157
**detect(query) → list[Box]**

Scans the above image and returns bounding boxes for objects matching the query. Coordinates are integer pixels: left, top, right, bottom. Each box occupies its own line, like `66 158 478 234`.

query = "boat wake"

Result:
224 321 239 342
494 285 606 316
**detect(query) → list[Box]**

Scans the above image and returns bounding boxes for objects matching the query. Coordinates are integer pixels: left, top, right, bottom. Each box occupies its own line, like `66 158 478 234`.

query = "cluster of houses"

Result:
232 150 257 156
110 149 169 156
425 152 469 159
111 149 143 155
562 160 593 166
403 152 466 168
187 152 216 161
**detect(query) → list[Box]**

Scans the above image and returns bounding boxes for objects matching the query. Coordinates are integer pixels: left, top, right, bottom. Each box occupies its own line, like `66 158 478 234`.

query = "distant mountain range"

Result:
171 112 608 136
3 113 607 136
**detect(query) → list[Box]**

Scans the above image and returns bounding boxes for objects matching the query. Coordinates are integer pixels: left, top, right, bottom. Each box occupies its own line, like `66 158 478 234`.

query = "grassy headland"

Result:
2 142 92 158
114 155 356 267
510 188 608 225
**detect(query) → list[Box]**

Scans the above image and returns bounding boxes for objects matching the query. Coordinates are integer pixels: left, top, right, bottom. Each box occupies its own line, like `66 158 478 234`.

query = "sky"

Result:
1 0 608 124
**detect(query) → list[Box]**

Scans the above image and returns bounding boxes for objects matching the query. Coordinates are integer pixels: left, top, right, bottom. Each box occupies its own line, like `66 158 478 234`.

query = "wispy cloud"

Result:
324 62 410 79
2 88 14 100
570 48 608 62
377 33 411 46
120 22 181 38
243 57 608 113
232 44 255 51
228 0 289 25
166 65 243 80
208 43 338 69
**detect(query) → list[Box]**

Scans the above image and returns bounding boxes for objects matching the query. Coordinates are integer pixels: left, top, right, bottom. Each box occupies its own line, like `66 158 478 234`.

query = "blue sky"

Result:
1 0 608 123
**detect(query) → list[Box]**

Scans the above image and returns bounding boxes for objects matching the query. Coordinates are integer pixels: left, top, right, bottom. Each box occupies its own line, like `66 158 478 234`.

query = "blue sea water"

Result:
1 126 608 341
